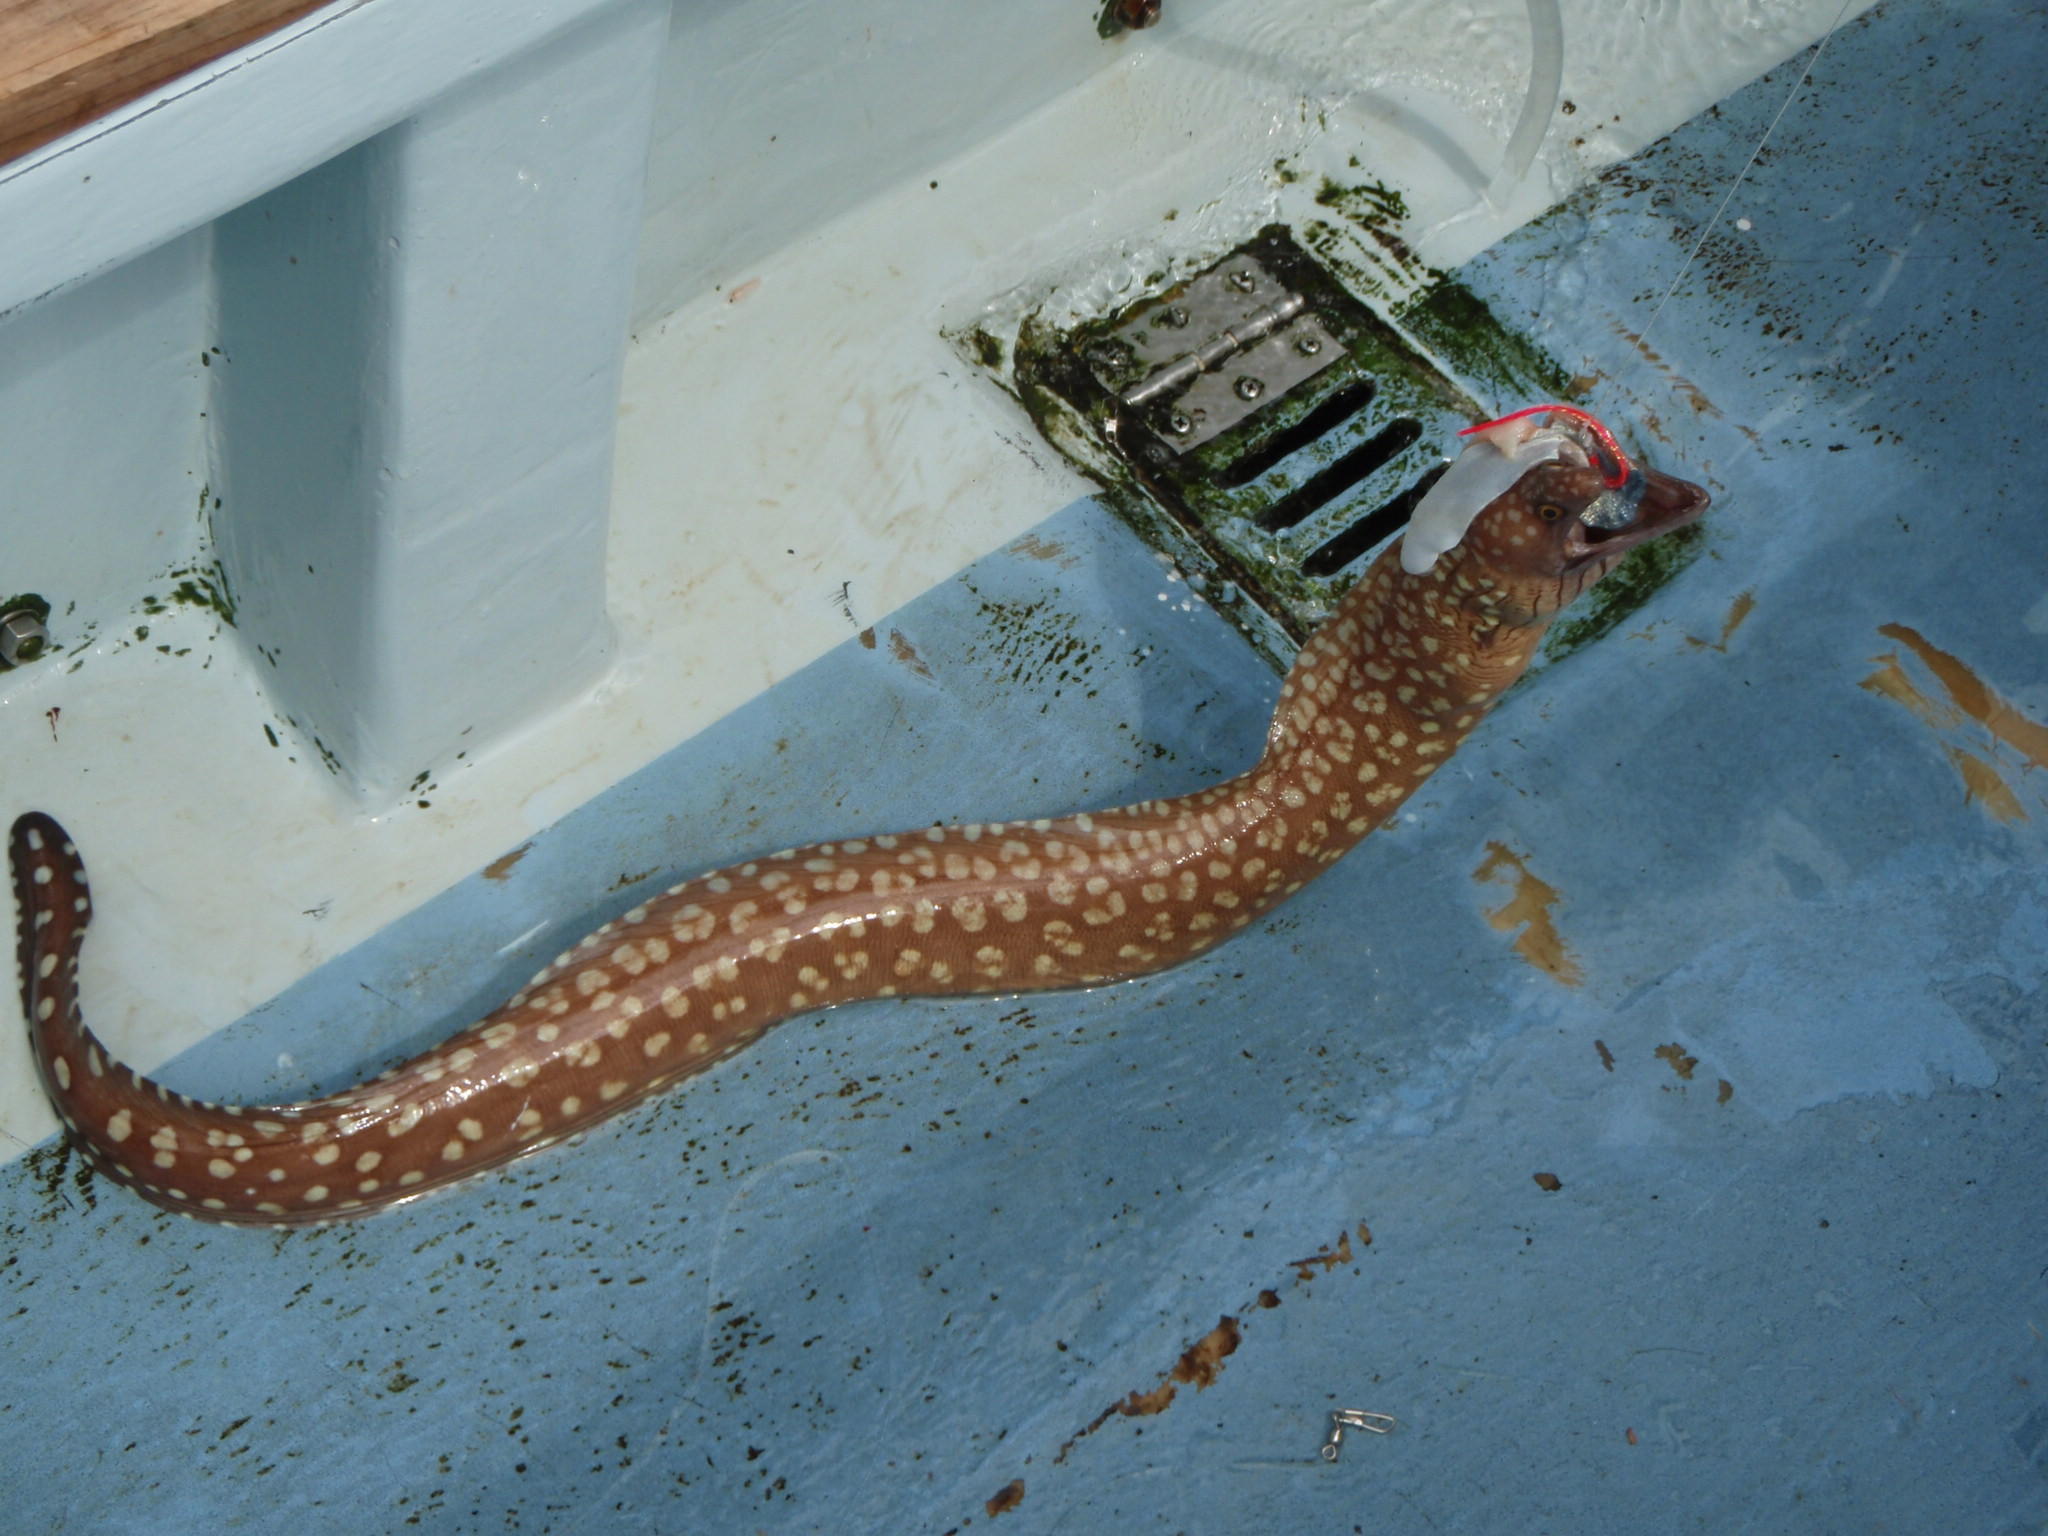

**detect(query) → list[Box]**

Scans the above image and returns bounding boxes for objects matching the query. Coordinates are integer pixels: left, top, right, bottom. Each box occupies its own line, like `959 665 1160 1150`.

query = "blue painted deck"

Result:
6 0 2048 1529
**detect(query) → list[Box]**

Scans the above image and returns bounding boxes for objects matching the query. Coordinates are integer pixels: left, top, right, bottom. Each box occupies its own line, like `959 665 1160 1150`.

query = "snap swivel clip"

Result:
1319 1408 1396 1462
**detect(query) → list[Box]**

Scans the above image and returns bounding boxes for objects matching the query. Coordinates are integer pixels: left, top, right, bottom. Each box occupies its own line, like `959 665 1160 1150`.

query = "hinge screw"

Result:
1166 411 1194 436
1086 339 1133 371
1 609 49 667
1233 376 1265 402
1228 269 1257 293
1295 333 1324 356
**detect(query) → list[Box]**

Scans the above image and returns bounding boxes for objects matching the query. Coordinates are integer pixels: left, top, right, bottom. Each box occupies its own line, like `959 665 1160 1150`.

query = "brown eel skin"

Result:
11 434 1706 1226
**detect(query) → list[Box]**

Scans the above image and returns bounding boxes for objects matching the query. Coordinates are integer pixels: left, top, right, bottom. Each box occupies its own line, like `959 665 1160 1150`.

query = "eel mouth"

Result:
1564 466 1709 568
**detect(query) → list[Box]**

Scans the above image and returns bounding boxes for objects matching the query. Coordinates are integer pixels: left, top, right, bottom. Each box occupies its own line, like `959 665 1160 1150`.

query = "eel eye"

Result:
1536 503 1565 522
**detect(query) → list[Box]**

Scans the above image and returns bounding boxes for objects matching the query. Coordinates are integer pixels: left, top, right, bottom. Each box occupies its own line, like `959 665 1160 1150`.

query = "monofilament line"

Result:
1634 0 1857 355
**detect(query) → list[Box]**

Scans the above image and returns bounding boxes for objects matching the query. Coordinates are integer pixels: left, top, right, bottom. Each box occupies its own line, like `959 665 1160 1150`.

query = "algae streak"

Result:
1396 277 1575 407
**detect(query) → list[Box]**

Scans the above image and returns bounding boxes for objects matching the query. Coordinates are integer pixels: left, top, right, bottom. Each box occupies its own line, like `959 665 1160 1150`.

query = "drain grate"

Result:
1012 226 1485 667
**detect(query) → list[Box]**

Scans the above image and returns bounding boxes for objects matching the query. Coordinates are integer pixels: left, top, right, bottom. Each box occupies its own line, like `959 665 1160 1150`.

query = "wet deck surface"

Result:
6 0 2048 1529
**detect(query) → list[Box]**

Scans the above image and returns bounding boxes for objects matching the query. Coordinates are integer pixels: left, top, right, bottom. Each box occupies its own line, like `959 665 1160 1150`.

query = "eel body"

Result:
11 431 1706 1226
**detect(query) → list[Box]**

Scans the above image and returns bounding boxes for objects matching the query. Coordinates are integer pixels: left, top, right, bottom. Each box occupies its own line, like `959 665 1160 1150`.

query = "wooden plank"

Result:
0 0 336 167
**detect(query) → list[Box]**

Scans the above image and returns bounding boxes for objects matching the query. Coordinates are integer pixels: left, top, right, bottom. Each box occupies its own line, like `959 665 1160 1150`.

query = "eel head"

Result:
1456 453 1709 622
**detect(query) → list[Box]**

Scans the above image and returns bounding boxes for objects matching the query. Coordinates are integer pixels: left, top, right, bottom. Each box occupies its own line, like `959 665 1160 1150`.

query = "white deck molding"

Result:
3 0 667 799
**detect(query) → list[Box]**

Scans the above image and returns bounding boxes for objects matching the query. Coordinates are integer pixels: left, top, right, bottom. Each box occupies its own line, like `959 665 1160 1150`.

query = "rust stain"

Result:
888 628 933 678
1533 1171 1563 1192
1685 590 1755 653
1595 1039 1616 1072
1474 843 1584 986
1043 1219 1369 1479
1610 324 1725 422
1716 1078 1734 1105
1655 1042 1699 1081
1945 745 2027 822
1009 533 1081 569
1116 1382 1177 1417
1171 1316 1242 1389
986 1480 1025 1517
1289 1228 1354 1281
1058 1315 1242 1461
481 842 532 882
1860 622 2047 822
1880 622 2048 768
857 627 877 650
1859 655 1960 731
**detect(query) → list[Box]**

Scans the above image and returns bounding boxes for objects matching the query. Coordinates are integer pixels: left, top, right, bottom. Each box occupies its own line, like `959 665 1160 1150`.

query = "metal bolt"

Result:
1166 411 1194 436
1295 333 1324 356
1159 305 1190 329
1228 269 1257 293
1 609 49 667
1233 376 1265 402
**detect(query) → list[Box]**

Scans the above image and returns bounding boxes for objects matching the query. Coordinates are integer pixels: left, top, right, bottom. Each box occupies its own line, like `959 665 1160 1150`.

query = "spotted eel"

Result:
10 443 1706 1226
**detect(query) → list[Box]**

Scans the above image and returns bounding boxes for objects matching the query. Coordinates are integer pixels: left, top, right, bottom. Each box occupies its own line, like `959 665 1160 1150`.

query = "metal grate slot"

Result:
1214 373 1378 490
1002 226 1495 669
1302 461 1449 578
1257 418 1422 531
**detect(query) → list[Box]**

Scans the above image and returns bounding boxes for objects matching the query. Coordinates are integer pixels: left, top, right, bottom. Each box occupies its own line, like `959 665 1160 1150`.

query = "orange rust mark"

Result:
1474 843 1584 986
482 842 532 882
1860 622 2047 822
1880 623 2048 768
1944 745 2027 822
1655 1043 1699 1081
888 629 933 678
1611 325 1724 422
1716 1078 1734 1105
1171 1317 1242 1389
1860 655 1959 731
1009 533 1081 569
1685 590 1755 653
1057 1315 1242 1462
1533 1171 1563 1192
986 1479 1025 1517
857 627 878 650
1045 1223 1370 1475
1117 1383 1177 1417
1290 1229 1354 1281
1595 1039 1616 1072
1626 1426 1639 1446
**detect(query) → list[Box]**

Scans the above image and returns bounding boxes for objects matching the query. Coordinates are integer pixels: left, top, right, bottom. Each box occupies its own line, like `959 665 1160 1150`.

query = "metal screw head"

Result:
1166 411 1194 436
1086 339 1133 371
1228 269 1257 293
1158 305 1191 329
0 610 49 667
1233 376 1265 402
1295 333 1324 356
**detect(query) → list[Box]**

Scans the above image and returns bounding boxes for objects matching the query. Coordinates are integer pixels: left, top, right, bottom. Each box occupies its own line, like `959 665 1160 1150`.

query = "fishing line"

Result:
1631 0 1858 356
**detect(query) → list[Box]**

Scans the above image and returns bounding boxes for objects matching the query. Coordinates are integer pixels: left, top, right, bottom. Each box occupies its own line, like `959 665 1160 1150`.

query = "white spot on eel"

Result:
7 447 1706 1224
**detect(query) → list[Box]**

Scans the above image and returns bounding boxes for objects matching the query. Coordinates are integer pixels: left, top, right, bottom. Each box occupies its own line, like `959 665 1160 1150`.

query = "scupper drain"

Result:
1013 226 1488 668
